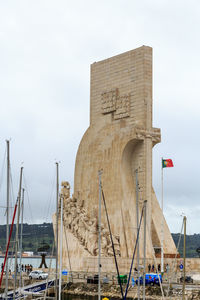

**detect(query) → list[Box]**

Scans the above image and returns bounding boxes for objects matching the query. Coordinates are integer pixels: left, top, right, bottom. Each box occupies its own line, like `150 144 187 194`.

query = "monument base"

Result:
62 255 184 273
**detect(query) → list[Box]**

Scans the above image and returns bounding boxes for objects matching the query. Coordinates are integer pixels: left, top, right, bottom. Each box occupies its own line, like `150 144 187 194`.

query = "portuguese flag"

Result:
162 159 174 168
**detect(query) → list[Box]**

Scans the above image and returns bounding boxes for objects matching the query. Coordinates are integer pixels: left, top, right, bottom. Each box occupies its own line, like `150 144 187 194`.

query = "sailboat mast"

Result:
13 166 23 300
182 216 186 300
19 188 25 289
143 200 147 300
5 140 10 300
0 200 18 288
58 195 63 300
55 162 59 300
136 169 140 300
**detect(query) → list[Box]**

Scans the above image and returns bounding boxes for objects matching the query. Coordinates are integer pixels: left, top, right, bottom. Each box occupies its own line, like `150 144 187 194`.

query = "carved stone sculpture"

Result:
61 193 120 257
61 181 70 198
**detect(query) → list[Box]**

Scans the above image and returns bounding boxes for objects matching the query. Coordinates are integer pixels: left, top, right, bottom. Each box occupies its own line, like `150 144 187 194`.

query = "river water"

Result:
0 256 56 271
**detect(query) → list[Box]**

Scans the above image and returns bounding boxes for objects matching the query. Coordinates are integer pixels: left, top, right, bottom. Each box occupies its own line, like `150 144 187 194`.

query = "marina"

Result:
0 2 200 298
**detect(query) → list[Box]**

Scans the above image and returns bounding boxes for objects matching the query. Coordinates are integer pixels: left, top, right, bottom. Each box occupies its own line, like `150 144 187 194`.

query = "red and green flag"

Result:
162 159 174 168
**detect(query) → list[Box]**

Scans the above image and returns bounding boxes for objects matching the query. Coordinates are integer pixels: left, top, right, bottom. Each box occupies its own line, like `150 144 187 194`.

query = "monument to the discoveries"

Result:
58 46 177 272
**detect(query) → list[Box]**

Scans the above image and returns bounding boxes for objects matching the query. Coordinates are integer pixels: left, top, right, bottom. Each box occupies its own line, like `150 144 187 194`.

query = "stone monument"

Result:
56 46 177 272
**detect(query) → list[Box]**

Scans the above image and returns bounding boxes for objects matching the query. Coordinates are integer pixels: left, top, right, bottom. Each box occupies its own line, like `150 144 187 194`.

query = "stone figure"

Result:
84 218 98 255
61 181 70 198
77 212 86 245
101 228 111 256
113 235 121 256
59 181 71 212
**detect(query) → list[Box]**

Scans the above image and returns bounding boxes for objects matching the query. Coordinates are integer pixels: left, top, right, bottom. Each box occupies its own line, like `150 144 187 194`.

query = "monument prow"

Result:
57 46 177 272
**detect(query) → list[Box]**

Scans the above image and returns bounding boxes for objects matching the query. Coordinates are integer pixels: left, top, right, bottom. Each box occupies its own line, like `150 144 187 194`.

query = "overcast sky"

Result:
0 0 200 234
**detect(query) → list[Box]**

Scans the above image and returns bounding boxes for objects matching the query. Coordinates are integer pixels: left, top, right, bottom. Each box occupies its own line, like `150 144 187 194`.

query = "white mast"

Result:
143 200 147 300
19 188 25 289
136 169 140 300
58 195 63 300
5 140 10 300
55 162 59 299
182 216 186 300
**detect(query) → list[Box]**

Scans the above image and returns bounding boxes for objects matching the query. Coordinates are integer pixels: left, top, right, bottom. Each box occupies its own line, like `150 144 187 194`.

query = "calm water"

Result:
0 256 56 271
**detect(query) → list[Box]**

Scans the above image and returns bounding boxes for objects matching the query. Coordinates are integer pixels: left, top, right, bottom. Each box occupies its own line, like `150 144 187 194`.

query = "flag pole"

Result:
161 157 164 274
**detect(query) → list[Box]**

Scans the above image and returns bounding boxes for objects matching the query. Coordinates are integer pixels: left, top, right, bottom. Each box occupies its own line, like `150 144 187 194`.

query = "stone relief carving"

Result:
60 182 121 257
114 94 130 120
59 181 70 210
101 88 130 120
135 128 161 144
101 89 118 114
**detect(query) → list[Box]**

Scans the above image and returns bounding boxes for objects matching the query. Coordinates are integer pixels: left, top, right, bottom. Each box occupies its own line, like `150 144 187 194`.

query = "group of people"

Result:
148 263 157 272
16 264 33 273
147 263 169 273
1 263 11 275
1 263 33 274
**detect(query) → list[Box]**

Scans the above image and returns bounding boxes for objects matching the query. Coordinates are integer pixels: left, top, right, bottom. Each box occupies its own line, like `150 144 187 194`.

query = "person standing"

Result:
158 264 161 272
152 264 154 272
148 264 151 272
166 263 170 273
